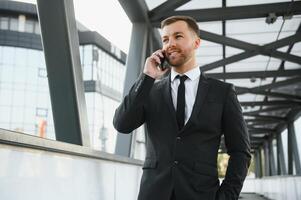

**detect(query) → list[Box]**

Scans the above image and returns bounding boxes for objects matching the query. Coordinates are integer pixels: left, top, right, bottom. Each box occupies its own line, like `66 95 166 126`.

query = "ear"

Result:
194 37 201 49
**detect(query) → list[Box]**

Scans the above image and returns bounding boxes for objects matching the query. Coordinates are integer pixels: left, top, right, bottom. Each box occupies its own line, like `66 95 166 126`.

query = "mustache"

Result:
166 48 181 55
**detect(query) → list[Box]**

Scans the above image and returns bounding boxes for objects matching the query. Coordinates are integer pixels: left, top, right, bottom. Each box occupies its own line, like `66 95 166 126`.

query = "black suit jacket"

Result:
113 69 251 200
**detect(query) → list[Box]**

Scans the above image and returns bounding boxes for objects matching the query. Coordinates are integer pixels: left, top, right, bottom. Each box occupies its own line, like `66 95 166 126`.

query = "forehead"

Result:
161 20 190 37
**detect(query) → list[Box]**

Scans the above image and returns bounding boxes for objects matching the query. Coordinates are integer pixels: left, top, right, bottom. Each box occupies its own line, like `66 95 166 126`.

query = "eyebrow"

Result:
162 31 184 39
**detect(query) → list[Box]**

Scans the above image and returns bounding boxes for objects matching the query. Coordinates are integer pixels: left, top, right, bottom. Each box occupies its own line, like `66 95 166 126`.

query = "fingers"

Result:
151 50 165 65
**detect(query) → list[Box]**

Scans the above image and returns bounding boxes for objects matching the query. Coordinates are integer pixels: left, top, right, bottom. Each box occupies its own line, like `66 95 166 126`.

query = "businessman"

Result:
113 16 251 200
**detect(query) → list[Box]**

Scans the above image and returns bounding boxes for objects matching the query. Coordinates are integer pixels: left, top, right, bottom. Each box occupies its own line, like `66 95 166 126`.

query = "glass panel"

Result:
227 0 291 6
0 46 55 140
294 116 301 164
177 0 222 10
281 129 288 170
25 19 35 33
0 17 9 30
9 18 18 31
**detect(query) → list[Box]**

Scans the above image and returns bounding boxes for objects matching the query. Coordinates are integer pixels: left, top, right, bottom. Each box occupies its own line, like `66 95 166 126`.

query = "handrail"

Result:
0 128 143 166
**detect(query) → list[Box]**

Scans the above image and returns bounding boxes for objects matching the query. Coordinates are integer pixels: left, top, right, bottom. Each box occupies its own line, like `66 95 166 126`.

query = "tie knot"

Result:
176 75 188 83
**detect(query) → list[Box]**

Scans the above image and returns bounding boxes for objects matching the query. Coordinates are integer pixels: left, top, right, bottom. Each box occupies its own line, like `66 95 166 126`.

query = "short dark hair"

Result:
161 15 200 37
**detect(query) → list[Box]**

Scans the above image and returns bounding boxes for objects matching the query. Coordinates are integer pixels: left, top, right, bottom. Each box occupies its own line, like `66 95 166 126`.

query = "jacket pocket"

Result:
142 158 158 169
190 162 219 192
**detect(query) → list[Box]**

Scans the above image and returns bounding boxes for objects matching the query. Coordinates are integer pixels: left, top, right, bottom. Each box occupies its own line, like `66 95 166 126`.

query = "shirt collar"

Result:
171 66 201 82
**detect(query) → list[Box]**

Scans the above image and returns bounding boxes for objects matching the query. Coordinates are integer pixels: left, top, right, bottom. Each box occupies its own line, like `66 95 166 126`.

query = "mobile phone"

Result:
159 53 169 70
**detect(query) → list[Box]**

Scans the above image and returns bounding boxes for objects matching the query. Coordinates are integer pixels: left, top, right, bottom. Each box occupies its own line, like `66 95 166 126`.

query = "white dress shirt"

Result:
170 66 201 125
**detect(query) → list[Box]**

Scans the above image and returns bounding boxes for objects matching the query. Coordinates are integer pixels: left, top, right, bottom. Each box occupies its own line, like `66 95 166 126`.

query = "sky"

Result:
10 0 133 53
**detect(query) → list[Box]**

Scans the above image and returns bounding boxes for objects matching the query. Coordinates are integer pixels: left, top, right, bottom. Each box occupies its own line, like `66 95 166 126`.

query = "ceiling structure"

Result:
122 0 301 152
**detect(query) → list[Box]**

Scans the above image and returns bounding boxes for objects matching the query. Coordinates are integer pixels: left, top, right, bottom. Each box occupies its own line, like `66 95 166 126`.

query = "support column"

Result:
115 23 149 156
36 0 90 146
264 141 270 176
288 121 301 175
277 133 287 175
268 138 276 175
255 149 262 178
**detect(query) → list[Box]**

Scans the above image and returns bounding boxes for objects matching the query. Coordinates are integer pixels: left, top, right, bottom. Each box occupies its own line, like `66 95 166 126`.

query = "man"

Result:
113 16 251 200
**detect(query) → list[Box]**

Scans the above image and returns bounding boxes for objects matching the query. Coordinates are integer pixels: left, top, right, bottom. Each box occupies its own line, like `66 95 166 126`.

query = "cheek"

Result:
180 44 195 55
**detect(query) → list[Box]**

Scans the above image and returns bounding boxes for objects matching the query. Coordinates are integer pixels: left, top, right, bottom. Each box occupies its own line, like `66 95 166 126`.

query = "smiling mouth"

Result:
167 51 180 57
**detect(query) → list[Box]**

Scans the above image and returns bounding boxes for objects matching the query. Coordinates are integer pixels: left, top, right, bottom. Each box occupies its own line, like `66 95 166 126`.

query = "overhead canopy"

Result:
120 0 301 152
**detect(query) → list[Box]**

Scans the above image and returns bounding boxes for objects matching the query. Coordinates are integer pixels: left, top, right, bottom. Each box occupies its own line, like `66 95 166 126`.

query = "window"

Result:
9 18 18 31
25 19 34 33
0 17 9 30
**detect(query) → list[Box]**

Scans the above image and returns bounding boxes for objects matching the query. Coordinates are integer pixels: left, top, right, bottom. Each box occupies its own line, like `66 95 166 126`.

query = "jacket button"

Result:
174 160 179 165
176 137 181 140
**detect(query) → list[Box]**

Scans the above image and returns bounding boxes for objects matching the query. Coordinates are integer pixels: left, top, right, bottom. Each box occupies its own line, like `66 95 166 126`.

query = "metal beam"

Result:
245 114 285 121
255 149 262 177
237 87 301 101
118 0 149 23
263 141 270 176
206 69 301 79
268 138 277 175
236 76 301 96
243 105 293 115
36 0 90 146
247 121 279 126
257 23 301 119
277 132 287 175
246 118 282 123
240 100 301 107
200 33 301 72
116 0 162 157
115 23 149 157
249 128 276 134
151 2 301 24
149 0 191 21
198 29 301 53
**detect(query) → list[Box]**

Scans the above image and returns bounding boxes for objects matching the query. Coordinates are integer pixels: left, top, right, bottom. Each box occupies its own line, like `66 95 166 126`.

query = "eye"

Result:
162 38 168 43
175 35 183 39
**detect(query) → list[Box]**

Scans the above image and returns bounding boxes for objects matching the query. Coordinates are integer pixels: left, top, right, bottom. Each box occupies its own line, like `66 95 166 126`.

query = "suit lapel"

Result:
179 70 209 135
161 69 210 134
161 73 179 130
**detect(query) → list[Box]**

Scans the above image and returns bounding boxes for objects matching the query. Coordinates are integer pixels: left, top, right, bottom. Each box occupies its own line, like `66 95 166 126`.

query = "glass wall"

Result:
0 44 127 154
0 15 40 34
294 116 301 169
80 44 125 93
0 12 145 156
281 129 288 171
0 46 55 139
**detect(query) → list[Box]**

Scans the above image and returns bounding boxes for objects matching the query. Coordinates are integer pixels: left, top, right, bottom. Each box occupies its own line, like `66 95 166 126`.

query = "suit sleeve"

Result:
113 73 155 133
218 84 251 200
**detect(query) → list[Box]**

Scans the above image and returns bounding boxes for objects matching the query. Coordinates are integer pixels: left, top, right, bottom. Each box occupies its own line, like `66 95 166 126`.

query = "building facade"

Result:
0 1 146 158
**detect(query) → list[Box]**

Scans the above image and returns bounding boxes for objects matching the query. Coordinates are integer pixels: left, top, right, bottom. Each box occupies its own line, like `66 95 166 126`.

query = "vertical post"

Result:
36 0 90 146
255 149 262 178
268 138 276 175
115 23 149 156
264 141 270 176
288 121 301 175
287 122 294 175
277 133 287 175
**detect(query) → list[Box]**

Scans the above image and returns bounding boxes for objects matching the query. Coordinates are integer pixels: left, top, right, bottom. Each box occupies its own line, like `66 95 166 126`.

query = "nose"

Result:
165 38 176 49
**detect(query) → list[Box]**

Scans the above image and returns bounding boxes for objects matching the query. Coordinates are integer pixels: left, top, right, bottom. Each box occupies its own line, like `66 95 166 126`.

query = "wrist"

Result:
143 70 157 79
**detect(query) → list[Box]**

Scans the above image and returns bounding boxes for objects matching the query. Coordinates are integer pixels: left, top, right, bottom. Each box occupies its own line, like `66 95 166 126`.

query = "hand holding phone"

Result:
159 51 169 71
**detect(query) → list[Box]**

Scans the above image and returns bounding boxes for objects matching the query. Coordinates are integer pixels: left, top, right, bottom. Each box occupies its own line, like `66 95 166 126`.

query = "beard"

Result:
166 49 192 67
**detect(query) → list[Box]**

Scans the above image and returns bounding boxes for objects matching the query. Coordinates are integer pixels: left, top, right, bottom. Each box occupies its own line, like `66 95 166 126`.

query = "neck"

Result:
172 56 197 74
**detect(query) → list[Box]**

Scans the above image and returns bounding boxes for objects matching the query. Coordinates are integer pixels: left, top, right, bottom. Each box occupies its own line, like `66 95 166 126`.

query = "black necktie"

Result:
176 75 188 130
